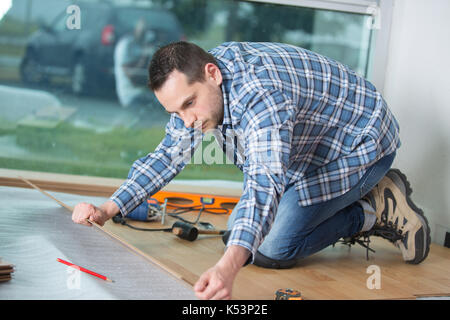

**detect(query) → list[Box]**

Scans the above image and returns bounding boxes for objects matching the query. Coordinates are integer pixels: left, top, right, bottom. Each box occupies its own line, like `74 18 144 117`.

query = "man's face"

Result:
154 65 224 132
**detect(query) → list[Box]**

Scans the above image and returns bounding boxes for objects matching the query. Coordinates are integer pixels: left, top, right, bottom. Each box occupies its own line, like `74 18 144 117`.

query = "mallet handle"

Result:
172 227 224 236
198 229 226 235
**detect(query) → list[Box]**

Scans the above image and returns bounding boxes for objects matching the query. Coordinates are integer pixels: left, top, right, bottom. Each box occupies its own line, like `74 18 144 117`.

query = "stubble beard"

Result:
212 88 224 127
202 88 224 132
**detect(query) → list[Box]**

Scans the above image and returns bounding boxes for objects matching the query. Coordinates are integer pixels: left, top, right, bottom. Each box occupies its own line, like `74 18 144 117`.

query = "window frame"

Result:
246 0 379 14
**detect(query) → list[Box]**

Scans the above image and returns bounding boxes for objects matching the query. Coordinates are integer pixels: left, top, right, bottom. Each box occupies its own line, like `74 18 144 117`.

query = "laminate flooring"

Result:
1 186 449 300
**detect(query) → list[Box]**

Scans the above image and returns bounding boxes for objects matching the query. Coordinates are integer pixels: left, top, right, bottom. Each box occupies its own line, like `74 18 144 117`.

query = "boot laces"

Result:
334 213 405 261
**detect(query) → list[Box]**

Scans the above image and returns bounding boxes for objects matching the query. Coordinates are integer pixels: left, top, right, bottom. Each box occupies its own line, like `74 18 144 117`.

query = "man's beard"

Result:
211 88 224 126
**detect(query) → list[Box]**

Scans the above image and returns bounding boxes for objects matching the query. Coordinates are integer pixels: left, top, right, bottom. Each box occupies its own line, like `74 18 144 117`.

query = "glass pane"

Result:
0 0 373 182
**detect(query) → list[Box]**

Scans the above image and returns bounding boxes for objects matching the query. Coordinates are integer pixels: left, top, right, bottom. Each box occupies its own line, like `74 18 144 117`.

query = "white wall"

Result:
382 0 450 244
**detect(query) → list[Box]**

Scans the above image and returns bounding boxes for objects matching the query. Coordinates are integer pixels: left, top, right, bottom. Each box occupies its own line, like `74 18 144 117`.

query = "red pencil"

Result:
57 258 114 282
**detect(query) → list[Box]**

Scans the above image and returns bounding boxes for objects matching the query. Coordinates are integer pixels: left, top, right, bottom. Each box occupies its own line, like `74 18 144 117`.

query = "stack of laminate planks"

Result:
0 258 14 282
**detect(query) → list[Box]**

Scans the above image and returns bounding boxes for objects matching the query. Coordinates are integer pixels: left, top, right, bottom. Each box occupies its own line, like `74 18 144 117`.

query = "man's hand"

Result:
72 200 119 227
194 263 235 300
194 245 250 300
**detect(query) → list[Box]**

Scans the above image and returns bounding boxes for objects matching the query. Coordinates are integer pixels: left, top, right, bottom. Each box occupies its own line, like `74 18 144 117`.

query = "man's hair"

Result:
148 41 218 91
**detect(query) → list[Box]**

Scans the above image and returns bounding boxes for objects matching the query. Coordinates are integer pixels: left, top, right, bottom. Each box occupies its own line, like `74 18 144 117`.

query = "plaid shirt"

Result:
111 42 400 262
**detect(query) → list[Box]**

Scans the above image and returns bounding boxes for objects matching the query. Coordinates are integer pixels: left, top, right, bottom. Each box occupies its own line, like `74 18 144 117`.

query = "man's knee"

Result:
253 251 297 269
222 230 299 269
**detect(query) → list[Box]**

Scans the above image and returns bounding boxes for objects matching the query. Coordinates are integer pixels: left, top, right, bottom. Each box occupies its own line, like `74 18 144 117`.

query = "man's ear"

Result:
204 63 222 86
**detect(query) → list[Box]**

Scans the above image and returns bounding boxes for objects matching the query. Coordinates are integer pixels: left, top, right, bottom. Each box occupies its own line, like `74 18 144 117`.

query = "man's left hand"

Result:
194 245 250 300
194 263 236 300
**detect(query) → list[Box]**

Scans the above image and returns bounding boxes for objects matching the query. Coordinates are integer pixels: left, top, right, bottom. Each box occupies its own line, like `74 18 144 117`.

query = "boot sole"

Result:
386 169 431 264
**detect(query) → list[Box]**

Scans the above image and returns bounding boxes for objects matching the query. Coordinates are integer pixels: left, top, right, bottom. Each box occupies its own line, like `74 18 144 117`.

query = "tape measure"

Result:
275 288 302 300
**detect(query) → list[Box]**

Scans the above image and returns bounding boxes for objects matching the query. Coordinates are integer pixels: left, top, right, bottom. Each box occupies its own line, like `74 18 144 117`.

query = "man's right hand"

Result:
72 200 119 227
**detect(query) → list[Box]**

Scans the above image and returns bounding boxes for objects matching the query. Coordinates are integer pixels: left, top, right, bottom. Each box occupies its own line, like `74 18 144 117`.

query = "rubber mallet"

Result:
172 221 226 241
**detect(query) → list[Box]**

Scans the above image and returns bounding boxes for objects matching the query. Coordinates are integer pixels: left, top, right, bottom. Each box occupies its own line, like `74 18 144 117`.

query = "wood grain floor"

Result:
102 207 450 300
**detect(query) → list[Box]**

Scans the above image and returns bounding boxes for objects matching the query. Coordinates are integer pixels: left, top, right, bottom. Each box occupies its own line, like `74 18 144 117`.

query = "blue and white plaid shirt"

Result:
111 42 401 262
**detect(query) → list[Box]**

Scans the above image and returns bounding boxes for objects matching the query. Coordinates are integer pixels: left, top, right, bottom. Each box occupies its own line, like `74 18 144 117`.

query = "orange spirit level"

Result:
152 190 240 213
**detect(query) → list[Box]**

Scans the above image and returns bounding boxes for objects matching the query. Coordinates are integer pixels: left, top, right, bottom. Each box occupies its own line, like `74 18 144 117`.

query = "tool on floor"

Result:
112 194 230 234
161 199 168 225
172 221 226 241
126 197 168 222
57 258 114 282
275 288 303 300
151 191 239 213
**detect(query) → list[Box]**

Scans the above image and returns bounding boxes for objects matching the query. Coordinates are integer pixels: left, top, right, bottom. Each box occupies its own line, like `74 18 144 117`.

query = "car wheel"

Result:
20 51 47 85
71 58 88 95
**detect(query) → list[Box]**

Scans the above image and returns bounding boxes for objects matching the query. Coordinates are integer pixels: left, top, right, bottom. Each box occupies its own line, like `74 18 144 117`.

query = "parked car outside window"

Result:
19 2 185 97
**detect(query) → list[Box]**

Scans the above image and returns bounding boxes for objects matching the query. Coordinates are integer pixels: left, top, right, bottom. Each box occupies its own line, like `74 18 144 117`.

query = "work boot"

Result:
357 168 431 264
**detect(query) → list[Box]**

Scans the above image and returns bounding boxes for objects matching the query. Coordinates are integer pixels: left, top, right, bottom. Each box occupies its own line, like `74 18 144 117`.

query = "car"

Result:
19 1 185 96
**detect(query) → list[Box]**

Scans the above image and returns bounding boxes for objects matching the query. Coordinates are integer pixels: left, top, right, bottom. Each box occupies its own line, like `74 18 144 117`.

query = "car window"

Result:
81 5 111 28
50 5 99 32
116 8 181 33
52 12 68 32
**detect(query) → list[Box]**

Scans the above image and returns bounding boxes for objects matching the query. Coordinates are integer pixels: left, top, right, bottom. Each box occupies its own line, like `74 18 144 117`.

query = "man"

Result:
72 41 430 300
114 18 158 111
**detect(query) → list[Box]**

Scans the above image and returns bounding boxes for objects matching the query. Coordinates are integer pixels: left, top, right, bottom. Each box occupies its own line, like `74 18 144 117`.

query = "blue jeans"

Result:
227 151 396 268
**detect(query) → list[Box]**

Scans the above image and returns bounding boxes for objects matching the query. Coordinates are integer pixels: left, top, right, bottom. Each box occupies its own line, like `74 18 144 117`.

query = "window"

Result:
0 0 382 183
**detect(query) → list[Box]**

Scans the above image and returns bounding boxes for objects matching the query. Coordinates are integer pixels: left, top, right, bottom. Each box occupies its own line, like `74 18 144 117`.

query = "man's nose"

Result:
181 111 196 128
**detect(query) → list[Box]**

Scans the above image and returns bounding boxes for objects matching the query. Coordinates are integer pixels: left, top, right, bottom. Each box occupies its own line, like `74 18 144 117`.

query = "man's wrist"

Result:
217 245 251 274
99 200 120 219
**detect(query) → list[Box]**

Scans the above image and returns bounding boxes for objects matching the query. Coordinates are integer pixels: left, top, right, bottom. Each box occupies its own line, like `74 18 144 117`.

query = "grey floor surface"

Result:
0 186 197 300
